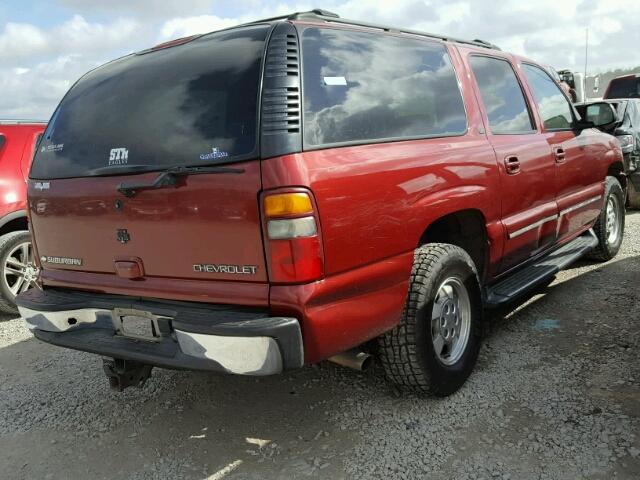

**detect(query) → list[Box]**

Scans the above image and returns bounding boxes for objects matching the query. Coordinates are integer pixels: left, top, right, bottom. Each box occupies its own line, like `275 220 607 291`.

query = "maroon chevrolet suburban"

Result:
18 11 625 396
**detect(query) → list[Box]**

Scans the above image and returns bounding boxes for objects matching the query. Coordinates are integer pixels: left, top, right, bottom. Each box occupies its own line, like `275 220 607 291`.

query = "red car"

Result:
0 120 46 312
17 11 625 396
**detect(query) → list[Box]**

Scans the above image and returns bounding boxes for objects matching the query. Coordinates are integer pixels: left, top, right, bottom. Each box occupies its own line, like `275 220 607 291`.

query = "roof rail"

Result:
215 9 500 50
0 119 47 125
472 39 501 50
282 9 500 50
238 9 340 25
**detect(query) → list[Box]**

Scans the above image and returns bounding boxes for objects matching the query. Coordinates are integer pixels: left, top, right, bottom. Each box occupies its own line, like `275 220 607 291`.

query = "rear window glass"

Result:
301 27 467 147
605 77 640 99
31 25 269 180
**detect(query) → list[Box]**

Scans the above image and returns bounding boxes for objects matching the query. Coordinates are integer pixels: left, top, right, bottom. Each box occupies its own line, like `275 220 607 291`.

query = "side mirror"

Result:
582 102 617 127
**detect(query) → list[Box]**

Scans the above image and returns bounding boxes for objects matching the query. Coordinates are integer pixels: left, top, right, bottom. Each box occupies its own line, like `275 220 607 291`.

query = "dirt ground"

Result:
1 214 638 480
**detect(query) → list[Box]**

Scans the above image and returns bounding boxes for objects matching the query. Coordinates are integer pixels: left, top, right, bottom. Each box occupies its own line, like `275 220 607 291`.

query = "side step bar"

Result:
485 230 598 308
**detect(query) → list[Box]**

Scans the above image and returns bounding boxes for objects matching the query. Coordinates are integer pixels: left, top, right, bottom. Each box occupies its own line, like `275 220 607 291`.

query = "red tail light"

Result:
261 189 324 284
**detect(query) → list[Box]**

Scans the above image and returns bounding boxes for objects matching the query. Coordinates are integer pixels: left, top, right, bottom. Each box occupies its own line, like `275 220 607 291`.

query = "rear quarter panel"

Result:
262 136 501 275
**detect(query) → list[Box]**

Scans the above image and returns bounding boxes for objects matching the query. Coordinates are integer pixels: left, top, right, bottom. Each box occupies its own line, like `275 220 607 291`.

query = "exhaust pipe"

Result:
328 350 373 371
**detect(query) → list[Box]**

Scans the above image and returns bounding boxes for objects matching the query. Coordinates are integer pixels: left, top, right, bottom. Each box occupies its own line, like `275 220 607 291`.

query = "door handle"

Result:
554 146 566 163
504 155 520 175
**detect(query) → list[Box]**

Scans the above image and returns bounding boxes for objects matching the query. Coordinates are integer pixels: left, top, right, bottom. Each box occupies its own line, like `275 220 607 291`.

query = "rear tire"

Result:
627 180 640 210
589 177 625 261
377 244 482 396
0 231 35 315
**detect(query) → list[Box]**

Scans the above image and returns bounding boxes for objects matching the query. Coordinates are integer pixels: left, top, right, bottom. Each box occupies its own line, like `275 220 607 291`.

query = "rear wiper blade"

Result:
86 165 158 176
117 164 244 198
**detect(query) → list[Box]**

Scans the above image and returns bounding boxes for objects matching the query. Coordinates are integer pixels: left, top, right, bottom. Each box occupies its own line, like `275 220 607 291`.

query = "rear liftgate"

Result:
97 23 306 391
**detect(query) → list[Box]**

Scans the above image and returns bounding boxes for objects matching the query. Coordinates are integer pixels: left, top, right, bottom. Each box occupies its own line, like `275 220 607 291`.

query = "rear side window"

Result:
522 64 574 130
0 134 5 150
31 25 269 180
469 56 534 135
301 27 467 147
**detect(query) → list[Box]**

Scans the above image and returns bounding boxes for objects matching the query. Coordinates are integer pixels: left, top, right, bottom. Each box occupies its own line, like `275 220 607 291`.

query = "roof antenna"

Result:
584 28 589 99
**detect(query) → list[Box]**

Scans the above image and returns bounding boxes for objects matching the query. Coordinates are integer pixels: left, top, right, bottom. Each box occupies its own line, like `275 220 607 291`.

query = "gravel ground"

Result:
1 214 639 479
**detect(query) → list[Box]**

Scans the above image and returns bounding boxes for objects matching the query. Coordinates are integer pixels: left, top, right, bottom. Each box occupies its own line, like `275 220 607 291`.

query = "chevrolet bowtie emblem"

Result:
116 229 130 244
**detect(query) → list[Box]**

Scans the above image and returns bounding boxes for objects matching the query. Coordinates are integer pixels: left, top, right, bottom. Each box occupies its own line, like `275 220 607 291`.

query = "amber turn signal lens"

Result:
264 193 313 217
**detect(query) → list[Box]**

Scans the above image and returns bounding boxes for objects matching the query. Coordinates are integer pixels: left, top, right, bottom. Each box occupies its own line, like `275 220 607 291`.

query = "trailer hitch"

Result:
103 358 153 391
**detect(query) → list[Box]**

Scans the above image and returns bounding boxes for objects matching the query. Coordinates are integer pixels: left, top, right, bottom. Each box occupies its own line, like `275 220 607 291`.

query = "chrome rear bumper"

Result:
17 288 303 376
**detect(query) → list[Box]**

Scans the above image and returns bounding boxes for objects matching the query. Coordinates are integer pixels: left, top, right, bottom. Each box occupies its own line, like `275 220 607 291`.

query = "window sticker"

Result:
323 76 347 86
199 147 229 161
108 147 129 166
41 143 64 153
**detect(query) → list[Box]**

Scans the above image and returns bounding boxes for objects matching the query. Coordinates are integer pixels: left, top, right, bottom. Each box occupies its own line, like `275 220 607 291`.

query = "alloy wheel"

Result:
3 241 39 298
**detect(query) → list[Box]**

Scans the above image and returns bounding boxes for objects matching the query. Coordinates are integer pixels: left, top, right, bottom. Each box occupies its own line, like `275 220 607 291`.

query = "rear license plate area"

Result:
112 308 161 342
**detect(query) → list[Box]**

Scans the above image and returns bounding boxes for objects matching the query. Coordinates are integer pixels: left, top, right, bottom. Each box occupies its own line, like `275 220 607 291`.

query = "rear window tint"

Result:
31 25 269 180
301 27 467 147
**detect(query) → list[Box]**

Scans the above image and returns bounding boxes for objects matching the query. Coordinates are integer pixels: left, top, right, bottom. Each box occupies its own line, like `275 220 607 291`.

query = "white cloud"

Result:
58 0 215 18
436 2 471 25
594 17 622 36
160 15 239 39
59 15 139 52
0 22 48 60
0 15 142 63
0 14 152 119
0 55 92 119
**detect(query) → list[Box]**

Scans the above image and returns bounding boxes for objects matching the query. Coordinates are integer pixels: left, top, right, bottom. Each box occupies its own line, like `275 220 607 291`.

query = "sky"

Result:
0 0 638 119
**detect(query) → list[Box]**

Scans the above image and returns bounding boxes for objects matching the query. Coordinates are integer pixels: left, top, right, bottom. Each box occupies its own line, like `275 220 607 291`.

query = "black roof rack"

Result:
243 9 500 50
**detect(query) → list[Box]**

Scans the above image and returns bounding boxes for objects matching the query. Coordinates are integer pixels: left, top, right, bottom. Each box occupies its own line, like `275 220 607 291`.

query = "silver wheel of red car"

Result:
431 277 471 366
605 195 621 245
589 177 625 262
3 241 37 295
0 231 37 314
378 243 482 397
